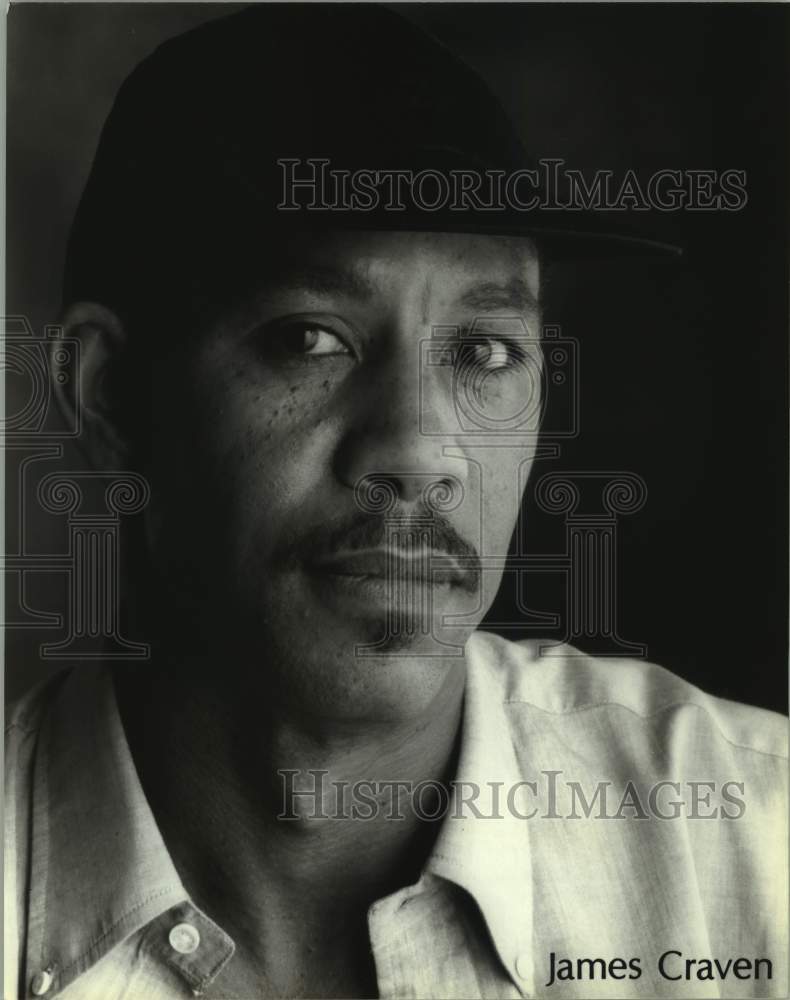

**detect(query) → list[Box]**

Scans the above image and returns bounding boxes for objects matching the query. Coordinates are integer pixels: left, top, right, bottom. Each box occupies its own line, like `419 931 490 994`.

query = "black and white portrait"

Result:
5 5 788 999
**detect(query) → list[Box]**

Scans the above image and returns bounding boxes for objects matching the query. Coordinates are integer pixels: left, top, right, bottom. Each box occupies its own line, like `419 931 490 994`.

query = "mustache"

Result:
273 502 482 592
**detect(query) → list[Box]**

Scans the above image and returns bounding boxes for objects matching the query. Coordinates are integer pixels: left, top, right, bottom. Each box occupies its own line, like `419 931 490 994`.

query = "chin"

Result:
263 620 472 724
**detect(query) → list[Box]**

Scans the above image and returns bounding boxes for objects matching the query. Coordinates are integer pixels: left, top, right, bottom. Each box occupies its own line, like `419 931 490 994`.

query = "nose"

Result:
334 342 467 510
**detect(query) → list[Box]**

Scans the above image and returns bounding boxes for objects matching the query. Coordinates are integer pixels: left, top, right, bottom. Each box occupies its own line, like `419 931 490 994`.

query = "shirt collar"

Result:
425 631 535 995
27 642 533 997
25 666 234 997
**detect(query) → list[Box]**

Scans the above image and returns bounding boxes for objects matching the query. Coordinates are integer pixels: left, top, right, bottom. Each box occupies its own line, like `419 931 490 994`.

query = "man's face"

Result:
145 230 542 722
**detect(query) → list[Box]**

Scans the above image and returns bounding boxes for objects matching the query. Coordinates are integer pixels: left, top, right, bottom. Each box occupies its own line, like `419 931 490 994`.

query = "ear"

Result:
52 302 131 469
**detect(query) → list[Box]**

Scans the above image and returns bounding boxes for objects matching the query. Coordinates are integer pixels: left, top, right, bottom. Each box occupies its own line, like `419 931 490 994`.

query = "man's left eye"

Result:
470 339 513 371
456 338 521 373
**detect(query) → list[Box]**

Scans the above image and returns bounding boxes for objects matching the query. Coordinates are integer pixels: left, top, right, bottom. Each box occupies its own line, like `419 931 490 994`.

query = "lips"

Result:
309 548 467 587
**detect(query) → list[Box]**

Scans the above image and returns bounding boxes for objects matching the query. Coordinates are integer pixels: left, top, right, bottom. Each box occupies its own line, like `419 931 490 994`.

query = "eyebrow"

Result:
261 264 375 302
457 278 540 315
258 264 540 314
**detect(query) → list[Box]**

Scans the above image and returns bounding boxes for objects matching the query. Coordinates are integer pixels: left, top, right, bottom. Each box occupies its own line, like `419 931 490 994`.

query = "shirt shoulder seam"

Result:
502 696 788 761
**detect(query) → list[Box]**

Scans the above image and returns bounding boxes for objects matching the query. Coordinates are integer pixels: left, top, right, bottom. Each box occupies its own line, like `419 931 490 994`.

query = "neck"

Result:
114 646 466 946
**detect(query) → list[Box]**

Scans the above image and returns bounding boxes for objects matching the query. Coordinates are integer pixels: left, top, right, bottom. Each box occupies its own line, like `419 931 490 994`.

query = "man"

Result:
5 6 787 999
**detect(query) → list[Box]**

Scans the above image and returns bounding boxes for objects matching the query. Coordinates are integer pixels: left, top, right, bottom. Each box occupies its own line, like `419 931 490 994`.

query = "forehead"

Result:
260 229 541 307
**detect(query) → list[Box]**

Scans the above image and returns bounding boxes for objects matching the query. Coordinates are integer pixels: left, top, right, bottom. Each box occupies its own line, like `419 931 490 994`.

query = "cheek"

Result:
481 470 518 541
148 356 345 545
189 356 337 452
477 448 534 546
210 385 340 515
477 366 543 427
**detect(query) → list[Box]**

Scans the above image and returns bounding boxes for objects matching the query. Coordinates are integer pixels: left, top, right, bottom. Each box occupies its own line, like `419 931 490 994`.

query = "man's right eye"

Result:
255 322 352 359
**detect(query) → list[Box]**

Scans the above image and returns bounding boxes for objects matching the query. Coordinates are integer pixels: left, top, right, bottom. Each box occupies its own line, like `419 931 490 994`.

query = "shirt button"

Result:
169 922 201 954
30 969 54 996
515 952 532 979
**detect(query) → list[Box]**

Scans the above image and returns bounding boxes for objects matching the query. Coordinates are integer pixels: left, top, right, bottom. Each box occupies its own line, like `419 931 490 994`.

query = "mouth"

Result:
302 547 481 627
308 548 468 588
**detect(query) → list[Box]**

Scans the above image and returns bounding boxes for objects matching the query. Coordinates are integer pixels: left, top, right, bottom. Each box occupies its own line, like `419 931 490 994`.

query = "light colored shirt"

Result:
5 633 788 999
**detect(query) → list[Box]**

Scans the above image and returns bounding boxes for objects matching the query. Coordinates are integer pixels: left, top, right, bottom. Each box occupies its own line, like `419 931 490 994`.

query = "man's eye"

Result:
471 339 512 371
260 323 351 358
454 337 524 374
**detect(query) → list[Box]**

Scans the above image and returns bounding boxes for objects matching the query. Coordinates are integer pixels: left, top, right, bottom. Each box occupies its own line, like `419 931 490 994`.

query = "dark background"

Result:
6 3 788 710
